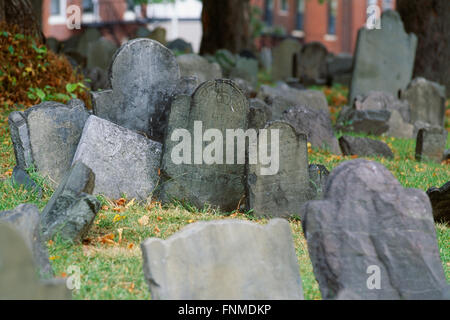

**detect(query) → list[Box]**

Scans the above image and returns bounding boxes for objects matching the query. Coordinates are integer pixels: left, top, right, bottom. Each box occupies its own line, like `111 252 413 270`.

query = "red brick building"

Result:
252 0 396 54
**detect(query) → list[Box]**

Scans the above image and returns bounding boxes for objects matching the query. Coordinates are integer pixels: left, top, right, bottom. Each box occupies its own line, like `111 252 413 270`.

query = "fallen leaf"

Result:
157 216 163 221
117 228 123 244
138 215 149 226
154 226 160 233
127 243 134 250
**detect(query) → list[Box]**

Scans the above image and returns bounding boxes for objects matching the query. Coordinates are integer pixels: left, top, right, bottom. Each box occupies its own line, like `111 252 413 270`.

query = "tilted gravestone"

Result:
176 54 222 85
8 101 90 186
302 159 449 300
427 182 450 223
40 161 100 243
297 42 328 85
0 223 71 299
271 39 302 81
349 10 417 104
91 38 180 141
160 80 249 212
72 116 162 200
0 204 52 278
282 105 341 155
339 136 394 159
401 77 446 128
246 121 310 218
336 107 390 136
415 126 448 163
141 219 304 300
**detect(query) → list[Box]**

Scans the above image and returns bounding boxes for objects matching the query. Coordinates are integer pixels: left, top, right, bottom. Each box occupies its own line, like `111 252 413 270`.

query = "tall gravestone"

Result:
302 159 449 300
0 224 71 299
246 121 310 218
349 10 417 104
91 38 180 141
8 101 90 186
160 80 249 212
271 39 302 81
141 219 304 300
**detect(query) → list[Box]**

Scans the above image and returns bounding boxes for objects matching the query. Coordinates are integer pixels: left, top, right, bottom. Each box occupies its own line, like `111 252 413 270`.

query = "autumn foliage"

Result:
0 23 89 110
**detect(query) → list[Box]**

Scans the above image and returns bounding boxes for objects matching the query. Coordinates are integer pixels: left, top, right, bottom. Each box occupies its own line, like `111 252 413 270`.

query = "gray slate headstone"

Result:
401 77 446 128
230 57 259 86
0 223 71 299
302 159 449 300
176 54 222 85
349 10 417 104
160 80 249 212
92 38 180 141
246 121 310 218
40 161 100 242
387 110 414 139
339 136 394 159
72 116 162 200
271 39 302 81
336 107 390 136
141 219 304 300
415 126 448 163
427 182 450 223
354 91 411 123
282 105 341 155
0 204 52 278
86 37 118 70
297 42 328 85
76 28 102 58
8 101 90 186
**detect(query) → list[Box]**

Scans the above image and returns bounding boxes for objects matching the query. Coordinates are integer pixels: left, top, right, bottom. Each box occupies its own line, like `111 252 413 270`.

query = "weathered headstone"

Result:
354 91 411 123
72 116 162 200
176 54 222 85
86 37 118 70
302 159 449 300
230 57 259 86
415 126 448 163
271 39 302 81
76 28 102 58
246 121 310 218
297 42 328 85
401 77 446 127
91 38 180 141
160 80 249 212
427 182 450 223
0 204 52 278
339 136 394 159
282 105 341 155
327 53 353 86
349 10 417 104
11 166 42 197
8 101 90 186
40 161 100 242
0 223 71 299
387 110 414 139
336 107 390 136
141 219 304 300
308 164 330 201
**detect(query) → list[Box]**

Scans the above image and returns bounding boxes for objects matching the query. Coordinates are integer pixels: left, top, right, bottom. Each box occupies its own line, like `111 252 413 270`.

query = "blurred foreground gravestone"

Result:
141 219 304 300
0 223 71 299
302 159 449 300
349 10 417 104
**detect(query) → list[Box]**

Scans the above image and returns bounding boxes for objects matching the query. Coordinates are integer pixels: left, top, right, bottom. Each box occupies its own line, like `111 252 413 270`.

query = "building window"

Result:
296 0 305 30
49 0 66 25
382 0 393 10
327 0 337 35
83 0 94 13
264 0 273 26
280 0 288 12
50 0 61 15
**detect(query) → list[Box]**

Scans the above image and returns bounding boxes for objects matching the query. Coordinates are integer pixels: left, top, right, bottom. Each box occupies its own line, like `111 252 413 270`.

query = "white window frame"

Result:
279 0 289 16
48 0 67 25
82 0 100 23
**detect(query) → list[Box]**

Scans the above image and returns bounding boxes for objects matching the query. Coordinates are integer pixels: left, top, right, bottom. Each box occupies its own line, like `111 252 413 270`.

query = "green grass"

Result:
0 88 449 300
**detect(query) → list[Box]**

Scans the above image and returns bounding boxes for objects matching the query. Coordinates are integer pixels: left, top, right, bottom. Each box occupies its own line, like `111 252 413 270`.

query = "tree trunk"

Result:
200 0 251 55
0 0 43 41
397 0 450 97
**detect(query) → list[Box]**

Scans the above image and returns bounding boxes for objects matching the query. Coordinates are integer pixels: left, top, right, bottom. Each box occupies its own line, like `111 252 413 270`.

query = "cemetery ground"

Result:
1 84 449 300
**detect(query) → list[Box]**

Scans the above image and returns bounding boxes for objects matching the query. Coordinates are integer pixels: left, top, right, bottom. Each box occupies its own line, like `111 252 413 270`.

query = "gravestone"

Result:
339 136 394 159
86 37 118 70
40 161 100 242
0 223 71 299
415 126 448 163
271 39 302 81
349 10 417 104
248 99 272 130
354 91 411 123
302 159 449 300
72 116 162 200
141 219 304 300
246 121 310 218
282 105 341 155
336 107 390 136
8 100 90 186
176 54 222 85
387 110 414 139
148 27 167 45
230 57 259 86
260 47 272 71
327 53 353 86
297 42 328 85
427 182 450 223
11 166 42 197
76 28 102 58
308 164 330 201
91 38 180 141
0 204 52 278
401 77 446 127
167 38 193 54
160 80 249 212
214 49 237 76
